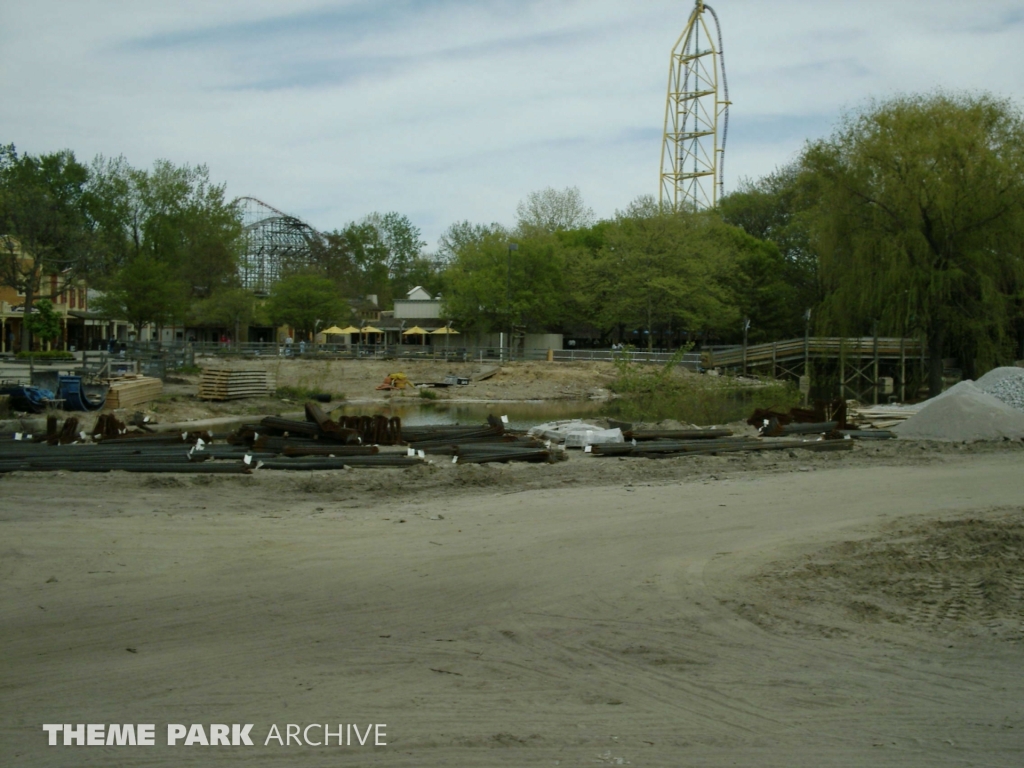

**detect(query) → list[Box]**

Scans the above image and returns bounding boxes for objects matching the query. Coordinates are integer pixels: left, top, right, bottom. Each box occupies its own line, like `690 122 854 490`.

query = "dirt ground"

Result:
2 440 1024 766
84 357 622 425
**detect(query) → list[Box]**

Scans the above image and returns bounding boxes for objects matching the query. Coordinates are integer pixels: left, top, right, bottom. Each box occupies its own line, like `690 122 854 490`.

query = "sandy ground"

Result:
209 357 617 400
2 443 1023 767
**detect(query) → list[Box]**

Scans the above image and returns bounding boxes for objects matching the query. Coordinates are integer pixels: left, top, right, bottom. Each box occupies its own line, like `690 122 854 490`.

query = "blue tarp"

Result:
0 385 55 414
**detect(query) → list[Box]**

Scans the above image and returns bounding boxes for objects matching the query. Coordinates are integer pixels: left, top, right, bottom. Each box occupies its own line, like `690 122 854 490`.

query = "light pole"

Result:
507 242 518 362
803 308 812 404
741 317 750 375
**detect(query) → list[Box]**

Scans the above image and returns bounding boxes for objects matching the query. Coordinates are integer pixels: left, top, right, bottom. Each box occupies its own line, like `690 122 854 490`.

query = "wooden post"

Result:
872 329 880 405
899 337 906 402
839 338 845 401
771 341 777 379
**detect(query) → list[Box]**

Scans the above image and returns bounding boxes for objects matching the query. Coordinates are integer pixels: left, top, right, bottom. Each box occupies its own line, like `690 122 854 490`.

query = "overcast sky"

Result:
3 0 1023 248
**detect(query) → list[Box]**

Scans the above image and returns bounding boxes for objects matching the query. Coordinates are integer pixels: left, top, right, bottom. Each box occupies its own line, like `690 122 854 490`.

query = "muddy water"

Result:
331 399 606 430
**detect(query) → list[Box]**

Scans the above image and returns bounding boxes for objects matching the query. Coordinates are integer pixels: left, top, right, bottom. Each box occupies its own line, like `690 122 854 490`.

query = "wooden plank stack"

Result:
848 404 920 429
198 368 276 401
105 376 164 410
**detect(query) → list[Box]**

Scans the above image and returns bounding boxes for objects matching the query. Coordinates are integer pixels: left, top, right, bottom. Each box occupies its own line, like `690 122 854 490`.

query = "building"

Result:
0 237 128 352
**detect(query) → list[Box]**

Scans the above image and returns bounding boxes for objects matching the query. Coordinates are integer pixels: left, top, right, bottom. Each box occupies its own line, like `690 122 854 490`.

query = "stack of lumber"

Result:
105 376 163 410
848 404 920 429
198 368 276 401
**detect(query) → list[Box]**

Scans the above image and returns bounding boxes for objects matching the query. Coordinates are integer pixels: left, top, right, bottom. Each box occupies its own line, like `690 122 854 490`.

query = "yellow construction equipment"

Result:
376 372 413 391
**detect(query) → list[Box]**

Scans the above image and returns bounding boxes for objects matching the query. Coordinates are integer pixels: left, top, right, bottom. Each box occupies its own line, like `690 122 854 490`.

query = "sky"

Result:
3 0 1024 248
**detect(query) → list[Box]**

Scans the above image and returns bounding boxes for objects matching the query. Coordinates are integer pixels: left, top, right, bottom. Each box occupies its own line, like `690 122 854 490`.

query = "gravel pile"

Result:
894 380 1024 442
975 366 1024 412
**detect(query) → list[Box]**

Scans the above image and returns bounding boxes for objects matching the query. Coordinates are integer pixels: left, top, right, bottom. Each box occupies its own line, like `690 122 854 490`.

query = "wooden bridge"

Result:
701 337 926 403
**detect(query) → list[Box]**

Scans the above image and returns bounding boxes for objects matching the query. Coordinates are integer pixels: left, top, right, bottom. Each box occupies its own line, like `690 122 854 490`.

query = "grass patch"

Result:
418 388 439 400
604 347 800 425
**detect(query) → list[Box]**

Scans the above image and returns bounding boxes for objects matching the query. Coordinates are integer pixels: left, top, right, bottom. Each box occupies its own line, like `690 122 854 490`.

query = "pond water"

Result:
331 400 606 430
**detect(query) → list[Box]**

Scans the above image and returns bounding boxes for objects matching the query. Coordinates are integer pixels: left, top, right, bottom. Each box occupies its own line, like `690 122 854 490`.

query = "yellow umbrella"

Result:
321 325 346 335
402 326 429 335
337 325 361 334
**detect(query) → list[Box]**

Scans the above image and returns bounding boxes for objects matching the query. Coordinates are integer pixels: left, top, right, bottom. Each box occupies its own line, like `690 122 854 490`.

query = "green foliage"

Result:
801 92 1024 390
441 229 565 332
87 156 242 294
718 166 819 335
25 299 61 345
92 256 187 335
338 212 426 305
0 145 97 349
606 347 799 425
16 350 74 360
572 197 741 349
266 274 347 336
418 387 439 400
189 287 264 340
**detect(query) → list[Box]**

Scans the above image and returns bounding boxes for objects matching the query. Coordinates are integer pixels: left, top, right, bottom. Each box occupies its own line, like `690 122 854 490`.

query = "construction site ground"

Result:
3 430 1024 766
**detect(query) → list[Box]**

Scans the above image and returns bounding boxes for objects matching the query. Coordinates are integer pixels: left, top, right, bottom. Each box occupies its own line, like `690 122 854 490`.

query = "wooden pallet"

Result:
198 369 276 401
105 376 163 410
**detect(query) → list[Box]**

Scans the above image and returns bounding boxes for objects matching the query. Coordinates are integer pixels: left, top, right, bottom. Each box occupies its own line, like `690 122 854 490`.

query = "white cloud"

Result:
3 0 1023 246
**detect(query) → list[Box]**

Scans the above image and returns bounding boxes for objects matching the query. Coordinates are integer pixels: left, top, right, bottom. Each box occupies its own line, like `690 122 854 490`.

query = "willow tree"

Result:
804 93 1024 394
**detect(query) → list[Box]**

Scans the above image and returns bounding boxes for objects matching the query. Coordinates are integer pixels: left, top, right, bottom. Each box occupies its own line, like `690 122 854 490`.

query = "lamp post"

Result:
507 242 518 362
803 308 812 404
741 317 750 375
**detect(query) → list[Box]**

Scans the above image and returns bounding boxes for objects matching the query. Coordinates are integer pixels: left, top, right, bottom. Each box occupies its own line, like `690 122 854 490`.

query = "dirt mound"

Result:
893 380 1024 441
749 510 1024 642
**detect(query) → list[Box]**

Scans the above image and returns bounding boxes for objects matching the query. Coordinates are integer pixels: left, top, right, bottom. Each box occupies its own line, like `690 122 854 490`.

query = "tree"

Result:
190 287 263 347
91 257 187 341
0 145 96 350
441 229 565 333
25 298 61 349
515 186 595 234
801 93 1024 393
437 220 505 263
266 274 348 338
584 197 739 351
87 157 242 297
341 212 426 305
718 166 820 332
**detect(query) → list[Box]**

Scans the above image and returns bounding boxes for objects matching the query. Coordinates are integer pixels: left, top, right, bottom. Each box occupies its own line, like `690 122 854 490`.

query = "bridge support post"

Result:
873 329 880 405
899 338 906 402
839 338 845 401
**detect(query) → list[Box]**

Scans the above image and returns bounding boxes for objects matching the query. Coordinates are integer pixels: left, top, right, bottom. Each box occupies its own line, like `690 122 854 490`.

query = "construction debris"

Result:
105 376 163 410
197 368 275 401
589 437 853 458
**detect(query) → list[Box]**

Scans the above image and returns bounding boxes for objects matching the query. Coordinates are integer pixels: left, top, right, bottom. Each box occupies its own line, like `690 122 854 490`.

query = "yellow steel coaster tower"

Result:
659 1 731 212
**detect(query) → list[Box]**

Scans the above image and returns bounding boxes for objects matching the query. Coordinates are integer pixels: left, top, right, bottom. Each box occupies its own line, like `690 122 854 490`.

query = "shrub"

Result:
605 346 799 425
15 350 74 361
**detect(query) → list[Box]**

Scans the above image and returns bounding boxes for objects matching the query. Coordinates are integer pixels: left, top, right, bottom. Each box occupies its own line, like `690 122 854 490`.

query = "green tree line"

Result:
4 91 1024 394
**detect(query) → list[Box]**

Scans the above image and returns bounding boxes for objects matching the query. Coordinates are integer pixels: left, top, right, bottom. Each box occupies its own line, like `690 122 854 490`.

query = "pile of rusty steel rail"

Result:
0 405 426 474
749 400 896 440
589 426 853 458
0 406 574 473
403 416 567 464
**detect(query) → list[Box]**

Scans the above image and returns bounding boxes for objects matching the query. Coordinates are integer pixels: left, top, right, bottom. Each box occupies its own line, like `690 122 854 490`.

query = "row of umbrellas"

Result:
319 325 460 337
